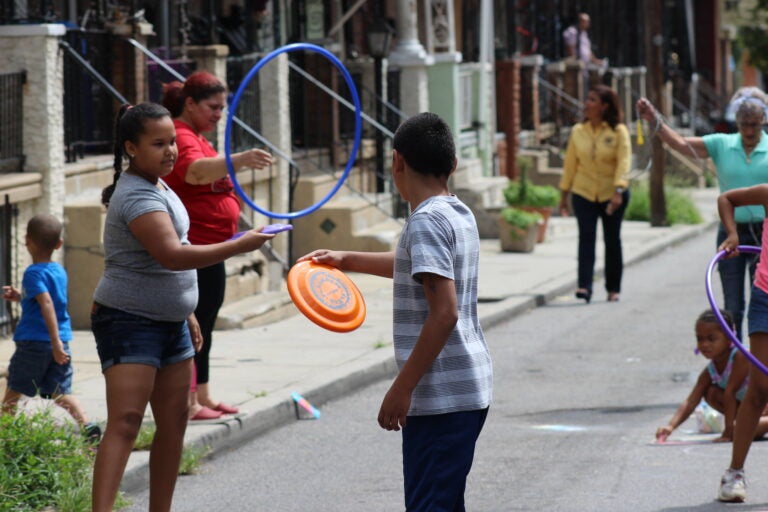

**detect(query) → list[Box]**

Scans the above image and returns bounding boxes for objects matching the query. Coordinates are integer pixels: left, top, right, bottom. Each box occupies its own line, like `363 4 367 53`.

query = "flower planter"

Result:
497 216 539 253
519 206 552 243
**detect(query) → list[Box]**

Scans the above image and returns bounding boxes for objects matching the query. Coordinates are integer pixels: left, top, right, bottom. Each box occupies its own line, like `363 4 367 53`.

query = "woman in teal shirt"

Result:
637 87 768 340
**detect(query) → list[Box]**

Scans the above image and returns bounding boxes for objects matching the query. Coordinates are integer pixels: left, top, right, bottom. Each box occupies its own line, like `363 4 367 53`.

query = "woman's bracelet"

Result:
650 116 662 133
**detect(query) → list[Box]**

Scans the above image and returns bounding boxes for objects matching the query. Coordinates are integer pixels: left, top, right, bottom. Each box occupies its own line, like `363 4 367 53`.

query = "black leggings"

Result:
571 190 629 294
194 262 226 385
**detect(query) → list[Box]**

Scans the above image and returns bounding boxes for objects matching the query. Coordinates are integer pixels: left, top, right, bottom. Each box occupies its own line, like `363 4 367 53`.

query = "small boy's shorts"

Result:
8 340 73 397
91 302 194 372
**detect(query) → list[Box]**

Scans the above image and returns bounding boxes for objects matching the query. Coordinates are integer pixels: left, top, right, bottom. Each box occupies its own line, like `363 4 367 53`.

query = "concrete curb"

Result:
121 350 397 494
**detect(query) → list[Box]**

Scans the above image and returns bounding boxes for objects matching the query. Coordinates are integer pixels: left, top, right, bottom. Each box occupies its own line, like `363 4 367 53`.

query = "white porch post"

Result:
388 0 433 116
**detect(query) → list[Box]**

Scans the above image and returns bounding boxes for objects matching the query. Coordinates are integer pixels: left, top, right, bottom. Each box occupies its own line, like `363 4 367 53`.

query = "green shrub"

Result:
0 410 94 512
625 182 703 225
500 207 542 230
503 180 560 208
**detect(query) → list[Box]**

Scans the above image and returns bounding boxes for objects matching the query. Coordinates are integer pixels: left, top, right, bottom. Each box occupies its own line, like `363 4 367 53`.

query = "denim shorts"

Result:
748 285 768 336
8 341 73 397
91 303 194 372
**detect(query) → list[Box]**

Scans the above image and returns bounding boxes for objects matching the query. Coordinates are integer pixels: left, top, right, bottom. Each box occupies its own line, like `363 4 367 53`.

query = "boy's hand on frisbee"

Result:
297 249 344 269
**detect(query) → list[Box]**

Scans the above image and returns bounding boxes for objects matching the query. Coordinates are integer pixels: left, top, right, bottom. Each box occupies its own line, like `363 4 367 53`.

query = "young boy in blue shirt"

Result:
300 112 493 510
1 213 100 441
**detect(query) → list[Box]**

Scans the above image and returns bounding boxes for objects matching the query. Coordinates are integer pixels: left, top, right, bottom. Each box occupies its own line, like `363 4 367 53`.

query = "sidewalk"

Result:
0 187 720 493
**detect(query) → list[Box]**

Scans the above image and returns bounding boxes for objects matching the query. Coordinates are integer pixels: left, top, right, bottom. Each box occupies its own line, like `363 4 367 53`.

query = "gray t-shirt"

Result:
94 173 198 322
393 195 493 416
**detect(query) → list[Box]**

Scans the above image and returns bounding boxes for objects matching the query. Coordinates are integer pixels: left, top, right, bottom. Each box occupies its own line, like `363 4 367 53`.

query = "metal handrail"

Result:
125 38 296 168
287 60 394 138
59 40 128 104
125 38 404 238
536 75 583 111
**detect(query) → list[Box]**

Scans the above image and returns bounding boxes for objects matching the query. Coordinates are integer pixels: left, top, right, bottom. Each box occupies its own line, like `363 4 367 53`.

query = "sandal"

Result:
212 403 239 415
189 406 223 421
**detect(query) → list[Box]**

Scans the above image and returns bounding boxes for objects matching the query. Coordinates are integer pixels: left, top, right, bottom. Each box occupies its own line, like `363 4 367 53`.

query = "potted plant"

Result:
497 207 542 253
502 178 560 243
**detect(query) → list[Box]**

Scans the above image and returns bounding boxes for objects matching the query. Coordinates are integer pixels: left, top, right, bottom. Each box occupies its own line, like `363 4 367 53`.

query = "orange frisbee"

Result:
287 260 366 332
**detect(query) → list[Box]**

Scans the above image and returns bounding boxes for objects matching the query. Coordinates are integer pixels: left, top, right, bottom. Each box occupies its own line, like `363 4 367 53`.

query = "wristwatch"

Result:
615 187 625 194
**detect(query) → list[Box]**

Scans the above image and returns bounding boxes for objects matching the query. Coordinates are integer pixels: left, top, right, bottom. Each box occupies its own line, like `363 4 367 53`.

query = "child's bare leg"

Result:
753 415 768 440
729 333 768 469
1 388 22 416
187 361 203 418
147 358 191 512
92 364 157 512
52 393 88 425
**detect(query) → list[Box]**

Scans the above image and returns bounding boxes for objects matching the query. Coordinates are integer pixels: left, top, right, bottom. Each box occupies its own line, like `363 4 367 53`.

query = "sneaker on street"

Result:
718 468 746 502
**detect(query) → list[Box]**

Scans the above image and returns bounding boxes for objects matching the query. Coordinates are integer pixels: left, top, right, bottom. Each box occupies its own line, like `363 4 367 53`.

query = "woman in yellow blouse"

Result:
559 85 630 303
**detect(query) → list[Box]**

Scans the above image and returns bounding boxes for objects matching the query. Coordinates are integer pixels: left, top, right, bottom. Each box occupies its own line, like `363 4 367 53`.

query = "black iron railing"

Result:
146 54 197 105
62 29 118 162
0 194 16 335
226 53 262 154
0 0 56 24
0 71 26 173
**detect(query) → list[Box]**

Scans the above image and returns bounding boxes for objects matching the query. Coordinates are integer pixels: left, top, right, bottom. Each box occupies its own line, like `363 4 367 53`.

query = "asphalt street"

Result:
124 224 768 511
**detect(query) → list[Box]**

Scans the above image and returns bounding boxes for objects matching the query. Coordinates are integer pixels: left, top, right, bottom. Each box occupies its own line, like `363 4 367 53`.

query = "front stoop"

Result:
291 171 403 258
215 290 297 330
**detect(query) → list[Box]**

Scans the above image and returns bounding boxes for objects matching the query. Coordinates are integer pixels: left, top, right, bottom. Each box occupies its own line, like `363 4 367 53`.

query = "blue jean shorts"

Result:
8 341 73 397
91 303 195 372
748 285 768 336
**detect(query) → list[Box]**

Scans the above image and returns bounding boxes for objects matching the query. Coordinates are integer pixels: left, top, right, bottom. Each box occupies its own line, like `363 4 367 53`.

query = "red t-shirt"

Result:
165 119 240 245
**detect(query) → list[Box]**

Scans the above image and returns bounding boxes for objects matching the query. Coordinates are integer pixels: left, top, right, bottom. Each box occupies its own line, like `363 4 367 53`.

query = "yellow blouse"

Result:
559 121 630 202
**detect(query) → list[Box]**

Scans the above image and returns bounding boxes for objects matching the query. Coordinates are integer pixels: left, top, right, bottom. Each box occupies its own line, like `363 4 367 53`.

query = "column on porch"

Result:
495 59 521 179
0 24 64 219
388 0 433 116
517 55 543 145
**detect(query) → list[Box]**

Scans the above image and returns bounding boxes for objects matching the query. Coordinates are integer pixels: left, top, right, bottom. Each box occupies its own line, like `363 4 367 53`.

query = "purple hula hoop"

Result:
705 245 768 375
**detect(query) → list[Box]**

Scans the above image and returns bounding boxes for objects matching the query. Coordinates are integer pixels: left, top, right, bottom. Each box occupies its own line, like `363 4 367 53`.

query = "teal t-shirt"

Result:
703 131 768 224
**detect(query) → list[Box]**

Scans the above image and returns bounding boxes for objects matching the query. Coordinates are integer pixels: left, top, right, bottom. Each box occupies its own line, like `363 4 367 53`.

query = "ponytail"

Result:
102 104 133 206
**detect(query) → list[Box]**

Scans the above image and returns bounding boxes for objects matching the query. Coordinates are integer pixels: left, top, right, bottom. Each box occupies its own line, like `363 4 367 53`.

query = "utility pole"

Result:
644 0 667 226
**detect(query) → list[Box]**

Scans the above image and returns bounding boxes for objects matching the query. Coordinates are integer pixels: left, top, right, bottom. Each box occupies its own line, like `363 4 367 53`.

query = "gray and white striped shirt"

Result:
393 195 493 416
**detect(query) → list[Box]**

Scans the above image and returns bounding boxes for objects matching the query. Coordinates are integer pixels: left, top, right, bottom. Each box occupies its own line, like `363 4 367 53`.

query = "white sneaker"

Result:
718 468 747 502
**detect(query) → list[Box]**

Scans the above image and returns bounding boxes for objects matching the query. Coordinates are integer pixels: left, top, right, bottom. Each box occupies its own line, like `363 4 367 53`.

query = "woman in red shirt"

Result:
163 71 273 420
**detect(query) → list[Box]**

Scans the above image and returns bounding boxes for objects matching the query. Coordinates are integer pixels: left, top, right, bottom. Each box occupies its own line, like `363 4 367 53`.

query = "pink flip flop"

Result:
190 406 223 421
212 403 239 415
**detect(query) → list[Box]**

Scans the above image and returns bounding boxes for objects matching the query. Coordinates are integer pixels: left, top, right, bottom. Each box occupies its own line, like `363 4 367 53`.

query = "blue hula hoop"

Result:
705 245 768 375
224 43 363 220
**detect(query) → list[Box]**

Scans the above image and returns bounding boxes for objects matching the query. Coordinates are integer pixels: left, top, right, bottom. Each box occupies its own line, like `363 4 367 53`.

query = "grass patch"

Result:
178 444 210 476
0 409 94 512
625 182 703 225
133 423 156 451
132 423 209 476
